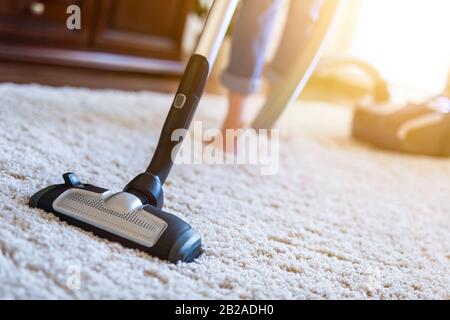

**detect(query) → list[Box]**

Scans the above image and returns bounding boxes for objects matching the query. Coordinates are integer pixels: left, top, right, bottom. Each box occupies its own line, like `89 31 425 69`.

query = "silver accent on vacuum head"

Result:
53 189 168 247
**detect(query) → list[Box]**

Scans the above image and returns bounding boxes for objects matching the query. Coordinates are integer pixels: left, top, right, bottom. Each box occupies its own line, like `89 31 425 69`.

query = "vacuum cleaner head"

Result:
28 0 239 263
28 53 211 262
30 173 202 263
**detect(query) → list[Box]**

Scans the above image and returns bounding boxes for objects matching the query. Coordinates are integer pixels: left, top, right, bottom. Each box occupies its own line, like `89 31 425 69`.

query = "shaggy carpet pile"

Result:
0 83 448 299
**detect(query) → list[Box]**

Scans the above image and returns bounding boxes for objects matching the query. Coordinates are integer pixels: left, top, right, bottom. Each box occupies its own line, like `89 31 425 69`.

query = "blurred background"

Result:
324 0 450 95
0 0 449 96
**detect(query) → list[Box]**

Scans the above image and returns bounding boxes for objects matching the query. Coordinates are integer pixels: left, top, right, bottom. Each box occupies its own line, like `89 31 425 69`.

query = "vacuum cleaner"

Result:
29 0 239 263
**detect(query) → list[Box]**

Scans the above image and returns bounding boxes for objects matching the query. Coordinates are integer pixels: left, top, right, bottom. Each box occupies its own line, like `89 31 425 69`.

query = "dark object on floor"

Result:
353 95 450 156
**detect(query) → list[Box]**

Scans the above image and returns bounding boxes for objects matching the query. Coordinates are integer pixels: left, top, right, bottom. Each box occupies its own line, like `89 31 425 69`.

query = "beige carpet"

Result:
0 83 449 299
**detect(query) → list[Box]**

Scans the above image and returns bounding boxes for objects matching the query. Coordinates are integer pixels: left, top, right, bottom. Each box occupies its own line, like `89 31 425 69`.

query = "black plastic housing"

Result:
124 172 164 208
28 54 209 263
147 54 209 184
30 174 202 263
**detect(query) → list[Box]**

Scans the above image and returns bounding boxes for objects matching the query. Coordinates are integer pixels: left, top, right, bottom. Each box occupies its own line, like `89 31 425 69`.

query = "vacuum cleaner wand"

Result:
147 55 209 184
123 54 209 208
125 0 239 208
29 0 239 263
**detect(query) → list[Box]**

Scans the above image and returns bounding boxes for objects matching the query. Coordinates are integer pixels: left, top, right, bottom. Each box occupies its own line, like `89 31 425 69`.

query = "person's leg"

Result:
266 0 325 86
221 91 248 131
249 0 328 129
220 0 283 132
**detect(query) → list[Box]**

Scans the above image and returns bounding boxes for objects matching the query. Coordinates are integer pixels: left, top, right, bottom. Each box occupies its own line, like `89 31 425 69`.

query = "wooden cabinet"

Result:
0 0 94 46
94 0 191 60
0 0 193 75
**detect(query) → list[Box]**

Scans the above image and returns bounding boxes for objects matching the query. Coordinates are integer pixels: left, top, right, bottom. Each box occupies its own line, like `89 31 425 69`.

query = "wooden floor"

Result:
0 61 181 93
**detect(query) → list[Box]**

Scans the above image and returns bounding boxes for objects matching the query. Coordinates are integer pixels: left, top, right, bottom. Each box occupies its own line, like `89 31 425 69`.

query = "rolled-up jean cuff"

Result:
220 70 263 95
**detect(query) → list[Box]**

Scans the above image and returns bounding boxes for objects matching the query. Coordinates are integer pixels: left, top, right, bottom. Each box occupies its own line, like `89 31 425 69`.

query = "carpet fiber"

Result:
0 83 448 299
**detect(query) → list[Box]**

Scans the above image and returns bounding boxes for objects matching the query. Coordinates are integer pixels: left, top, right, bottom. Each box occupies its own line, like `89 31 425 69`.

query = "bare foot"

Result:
220 92 249 154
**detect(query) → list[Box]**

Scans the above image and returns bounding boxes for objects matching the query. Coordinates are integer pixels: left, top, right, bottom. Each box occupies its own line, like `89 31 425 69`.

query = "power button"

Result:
174 93 187 109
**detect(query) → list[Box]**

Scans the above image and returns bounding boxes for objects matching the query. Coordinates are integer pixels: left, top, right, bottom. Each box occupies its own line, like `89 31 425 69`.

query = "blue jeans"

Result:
221 0 324 94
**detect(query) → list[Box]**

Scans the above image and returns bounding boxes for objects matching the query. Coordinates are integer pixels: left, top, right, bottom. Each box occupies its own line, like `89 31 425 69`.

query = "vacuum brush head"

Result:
30 173 202 263
29 54 210 262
